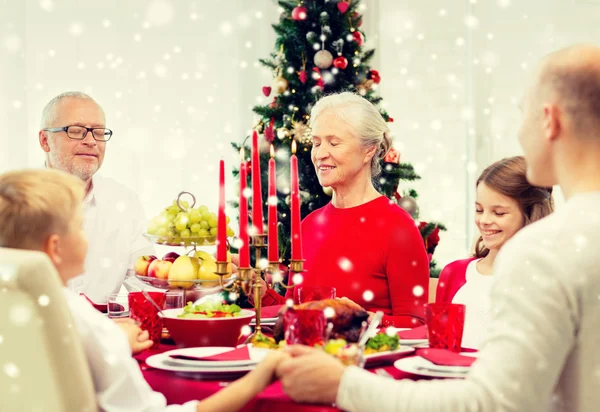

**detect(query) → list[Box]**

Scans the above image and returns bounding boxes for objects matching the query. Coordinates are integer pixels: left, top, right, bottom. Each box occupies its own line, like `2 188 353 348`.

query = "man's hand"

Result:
276 345 346 404
113 318 154 354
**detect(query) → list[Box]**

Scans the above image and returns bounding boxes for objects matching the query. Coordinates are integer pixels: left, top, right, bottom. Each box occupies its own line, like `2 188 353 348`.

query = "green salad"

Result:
177 301 242 319
365 332 400 354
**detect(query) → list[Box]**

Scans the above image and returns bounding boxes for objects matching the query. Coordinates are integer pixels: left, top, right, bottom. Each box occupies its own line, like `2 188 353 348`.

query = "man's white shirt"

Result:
67 175 154 303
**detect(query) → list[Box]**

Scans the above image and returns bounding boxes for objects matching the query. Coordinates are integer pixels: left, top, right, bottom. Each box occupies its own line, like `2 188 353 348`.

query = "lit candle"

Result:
251 130 264 234
290 140 303 260
239 149 250 268
267 145 279 262
216 159 227 262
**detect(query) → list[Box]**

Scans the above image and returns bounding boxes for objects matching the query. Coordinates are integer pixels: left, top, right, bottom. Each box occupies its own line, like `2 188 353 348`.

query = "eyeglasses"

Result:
43 125 113 142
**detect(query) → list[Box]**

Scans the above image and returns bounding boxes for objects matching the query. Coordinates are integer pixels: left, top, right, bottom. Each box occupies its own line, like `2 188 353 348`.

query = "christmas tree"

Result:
232 0 446 279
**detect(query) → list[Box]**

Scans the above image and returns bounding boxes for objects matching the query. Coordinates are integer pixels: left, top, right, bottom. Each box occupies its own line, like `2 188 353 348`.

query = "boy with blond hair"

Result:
0 168 286 412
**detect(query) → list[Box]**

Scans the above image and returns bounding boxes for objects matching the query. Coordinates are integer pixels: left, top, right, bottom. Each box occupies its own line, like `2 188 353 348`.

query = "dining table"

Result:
136 343 434 412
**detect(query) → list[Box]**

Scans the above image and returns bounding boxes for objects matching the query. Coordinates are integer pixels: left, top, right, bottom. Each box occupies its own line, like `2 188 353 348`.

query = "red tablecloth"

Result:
138 345 424 412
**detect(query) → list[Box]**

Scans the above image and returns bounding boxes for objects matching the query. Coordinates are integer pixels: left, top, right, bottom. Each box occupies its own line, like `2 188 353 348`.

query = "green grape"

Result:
200 220 210 229
226 215 231 224
175 221 187 232
226 227 235 237
147 221 158 235
180 229 191 238
190 223 202 233
209 227 218 236
179 200 190 210
167 204 180 214
198 228 210 237
200 212 211 221
207 216 218 228
189 210 202 223
156 227 168 237
198 205 209 214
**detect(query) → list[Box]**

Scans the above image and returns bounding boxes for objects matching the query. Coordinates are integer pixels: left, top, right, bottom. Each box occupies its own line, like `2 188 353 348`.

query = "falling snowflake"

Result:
497 0 511 7
38 295 50 307
0 335 3 344
3 35 22 53
338 257 353 272
220 21 233 35
39 0 54 12
464 15 479 29
362 290 374 302
9 305 32 326
456 37 466 47
467 161 478 174
324 307 336 318
431 120 442 131
100 258 112 269
153 64 167 78
292 273 304 285
69 22 84 36
4 363 19 378
413 285 424 297
241 325 252 336
12 101 22 109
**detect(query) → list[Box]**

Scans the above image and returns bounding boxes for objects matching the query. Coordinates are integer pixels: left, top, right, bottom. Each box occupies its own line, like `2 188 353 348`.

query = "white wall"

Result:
2 0 599 267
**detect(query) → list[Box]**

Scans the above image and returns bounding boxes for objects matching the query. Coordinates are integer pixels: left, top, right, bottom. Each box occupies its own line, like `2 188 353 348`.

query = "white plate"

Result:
146 346 269 375
364 346 415 366
393 356 470 379
400 339 429 346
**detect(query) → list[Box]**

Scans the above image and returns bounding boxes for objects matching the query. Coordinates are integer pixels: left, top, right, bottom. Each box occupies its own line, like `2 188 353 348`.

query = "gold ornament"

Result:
314 50 334 69
273 76 289 94
290 120 310 143
323 186 333 196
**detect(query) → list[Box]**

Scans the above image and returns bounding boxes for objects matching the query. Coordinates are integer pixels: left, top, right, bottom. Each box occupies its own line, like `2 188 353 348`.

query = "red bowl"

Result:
160 308 255 347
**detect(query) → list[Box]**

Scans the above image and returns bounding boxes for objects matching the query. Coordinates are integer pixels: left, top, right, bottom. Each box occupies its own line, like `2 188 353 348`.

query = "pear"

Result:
168 255 200 289
195 251 231 287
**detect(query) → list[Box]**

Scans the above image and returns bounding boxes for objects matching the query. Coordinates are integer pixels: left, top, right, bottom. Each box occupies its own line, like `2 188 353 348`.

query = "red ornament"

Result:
291 6 308 21
337 1 349 13
312 67 324 90
388 117 394 123
333 56 348 69
352 31 364 46
262 86 272 97
352 12 363 27
369 69 381 84
298 70 307 83
264 117 276 143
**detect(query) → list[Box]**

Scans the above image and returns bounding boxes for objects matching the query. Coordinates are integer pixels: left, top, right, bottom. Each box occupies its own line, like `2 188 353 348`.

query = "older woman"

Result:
260 92 429 327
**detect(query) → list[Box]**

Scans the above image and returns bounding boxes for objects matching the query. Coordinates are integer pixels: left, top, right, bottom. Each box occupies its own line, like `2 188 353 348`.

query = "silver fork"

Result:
374 368 393 379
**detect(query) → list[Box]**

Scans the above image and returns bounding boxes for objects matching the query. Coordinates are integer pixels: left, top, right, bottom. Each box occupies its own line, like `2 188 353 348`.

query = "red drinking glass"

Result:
128 291 166 349
283 308 327 347
425 303 466 353
296 287 336 304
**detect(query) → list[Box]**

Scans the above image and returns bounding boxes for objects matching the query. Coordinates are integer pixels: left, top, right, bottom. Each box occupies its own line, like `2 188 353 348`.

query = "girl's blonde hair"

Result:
0 169 85 249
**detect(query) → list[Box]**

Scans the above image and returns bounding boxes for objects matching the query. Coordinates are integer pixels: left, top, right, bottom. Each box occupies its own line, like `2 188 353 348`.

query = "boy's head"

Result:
0 169 87 284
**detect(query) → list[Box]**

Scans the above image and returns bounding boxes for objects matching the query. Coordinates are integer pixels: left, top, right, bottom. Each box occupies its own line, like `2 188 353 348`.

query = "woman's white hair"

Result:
309 91 392 177
40 91 103 129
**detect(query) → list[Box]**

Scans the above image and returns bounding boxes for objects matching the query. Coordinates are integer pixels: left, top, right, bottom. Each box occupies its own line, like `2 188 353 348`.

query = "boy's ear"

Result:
42 234 62 267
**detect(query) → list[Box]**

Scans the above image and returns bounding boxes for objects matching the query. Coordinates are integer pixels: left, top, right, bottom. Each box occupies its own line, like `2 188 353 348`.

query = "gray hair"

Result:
309 92 392 177
40 91 104 129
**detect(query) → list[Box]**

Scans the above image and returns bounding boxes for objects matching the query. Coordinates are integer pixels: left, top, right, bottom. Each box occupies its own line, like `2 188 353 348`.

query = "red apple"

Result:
162 252 180 263
148 259 172 280
134 255 157 276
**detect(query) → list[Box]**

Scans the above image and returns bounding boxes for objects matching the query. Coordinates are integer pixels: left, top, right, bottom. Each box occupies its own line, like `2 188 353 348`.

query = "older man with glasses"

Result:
39 91 154 305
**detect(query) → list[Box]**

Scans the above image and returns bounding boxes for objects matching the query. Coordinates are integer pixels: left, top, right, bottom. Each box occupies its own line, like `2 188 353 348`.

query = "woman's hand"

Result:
113 318 154 354
245 350 290 392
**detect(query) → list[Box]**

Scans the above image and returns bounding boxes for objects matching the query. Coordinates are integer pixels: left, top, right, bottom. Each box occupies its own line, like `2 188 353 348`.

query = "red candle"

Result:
239 149 250 268
268 145 279 262
251 130 264 234
216 159 227 262
290 140 303 260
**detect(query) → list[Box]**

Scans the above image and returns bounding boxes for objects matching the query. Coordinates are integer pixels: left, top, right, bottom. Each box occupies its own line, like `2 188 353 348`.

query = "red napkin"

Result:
417 348 476 367
261 304 284 318
169 346 251 362
398 325 428 339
